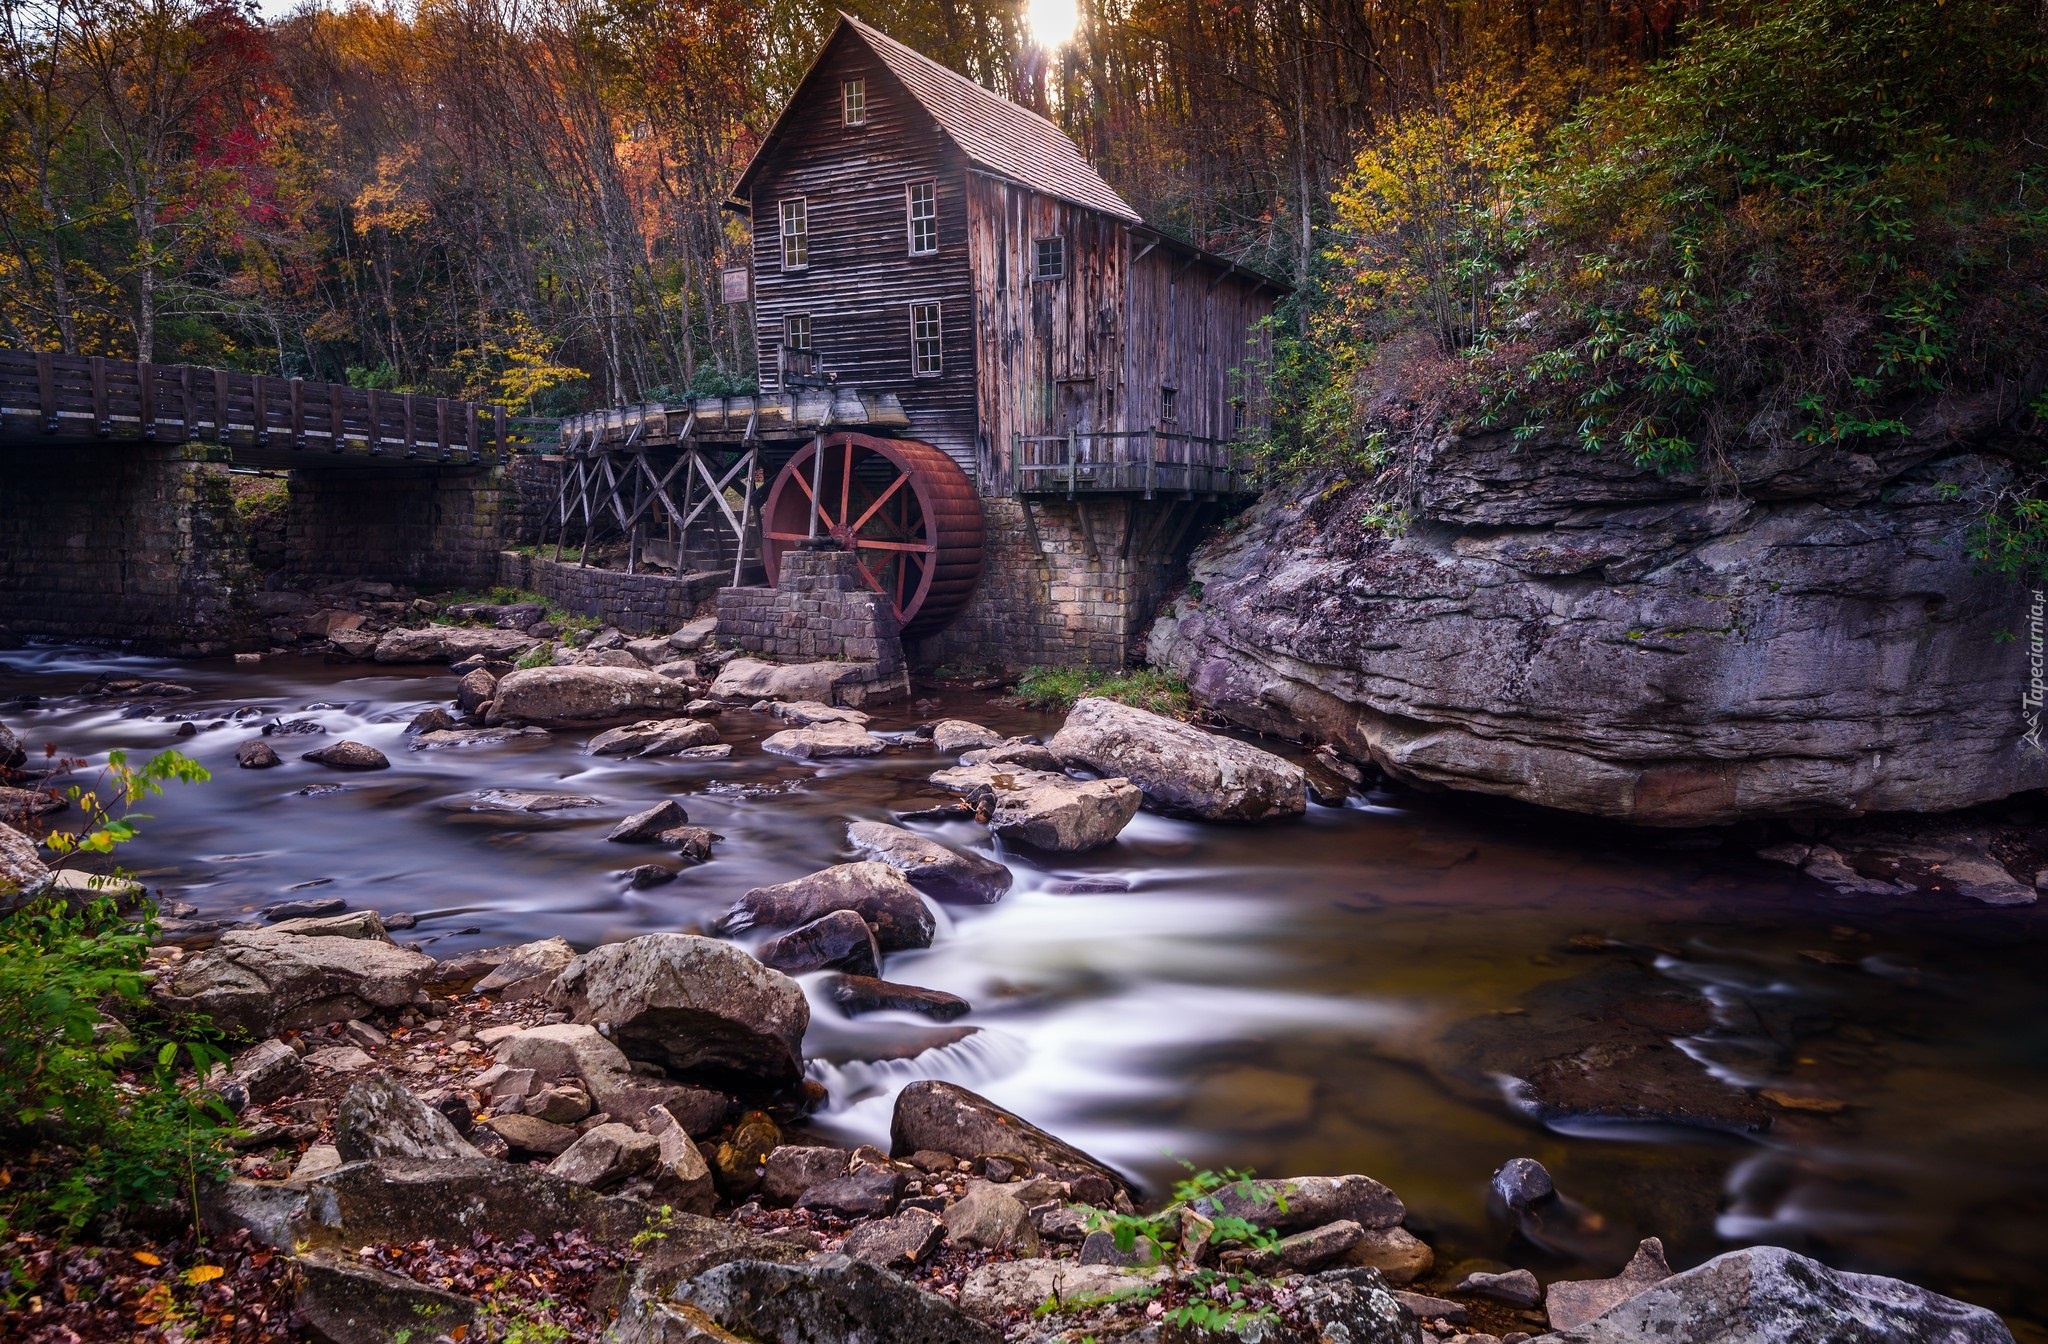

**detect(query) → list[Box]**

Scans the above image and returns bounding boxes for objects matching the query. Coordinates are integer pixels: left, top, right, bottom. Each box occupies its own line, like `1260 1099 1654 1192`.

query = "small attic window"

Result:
1034 236 1065 281
842 79 866 126
1160 386 1179 424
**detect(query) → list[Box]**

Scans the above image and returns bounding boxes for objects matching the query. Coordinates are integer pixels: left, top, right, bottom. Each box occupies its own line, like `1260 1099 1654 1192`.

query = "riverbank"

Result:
2 637 2045 1340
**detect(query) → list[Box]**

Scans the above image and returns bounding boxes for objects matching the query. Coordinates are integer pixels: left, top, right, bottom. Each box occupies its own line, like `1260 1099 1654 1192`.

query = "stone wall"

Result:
503 552 720 635
0 442 263 653
508 453 562 546
911 496 1205 672
285 464 508 591
717 548 905 672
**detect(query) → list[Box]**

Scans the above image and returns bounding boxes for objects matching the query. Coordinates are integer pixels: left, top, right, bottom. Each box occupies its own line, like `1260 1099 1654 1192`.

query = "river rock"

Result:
487 1113 580 1157
1296 1268 1424 1344
796 1167 905 1218
678 1256 1000 1344
548 1122 660 1190
1048 696 1308 822
301 740 390 770
710 657 865 704
220 1038 308 1107
0 820 49 898
373 625 536 664
486 665 694 727
609 799 688 842
550 933 809 1090
471 936 576 999
455 667 498 716
768 700 871 727
932 719 1003 754
153 929 436 1037
844 1207 947 1268
959 740 1062 771
407 707 458 734
263 896 348 921
1191 1174 1405 1232
0 786 63 822
0 720 24 769
821 973 971 1021
890 1080 1130 1195
1544 1236 1675 1330
410 725 551 750
1150 434 2048 826
929 763 1142 852
1341 1225 1434 1285
589 718 721 757
658 825 719 861
1543 1243 2014 1342
235 739 280 769
943 1182 1039 1254
762 720 889 759
846 820 1011 904
293 1249 475 1344
461 788 604 814
759 1145 851 1205
494 1021 728 1130
719 863 935 951
755 909 882 976
292 1157 665 1250
958 1259 1166 1321
334 1073 483 1162
669 617 719 652
1459 1267 1541 1308
1492 1156 1557 1211
647 1105 718 1212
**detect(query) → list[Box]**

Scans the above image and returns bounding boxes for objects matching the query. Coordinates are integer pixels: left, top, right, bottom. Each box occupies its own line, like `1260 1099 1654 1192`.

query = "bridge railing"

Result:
0 348 509 462
1014 428 1253 497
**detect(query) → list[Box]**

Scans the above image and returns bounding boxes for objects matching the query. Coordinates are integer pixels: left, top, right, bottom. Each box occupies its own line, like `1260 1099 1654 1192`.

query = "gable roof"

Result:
732 13 1142 225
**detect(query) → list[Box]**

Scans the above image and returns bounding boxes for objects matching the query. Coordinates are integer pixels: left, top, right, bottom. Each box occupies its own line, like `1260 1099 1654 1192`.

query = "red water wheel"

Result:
761 432 984 638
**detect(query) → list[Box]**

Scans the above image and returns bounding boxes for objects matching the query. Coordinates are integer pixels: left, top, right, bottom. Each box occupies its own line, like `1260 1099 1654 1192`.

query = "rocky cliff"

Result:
1150 408 2047 826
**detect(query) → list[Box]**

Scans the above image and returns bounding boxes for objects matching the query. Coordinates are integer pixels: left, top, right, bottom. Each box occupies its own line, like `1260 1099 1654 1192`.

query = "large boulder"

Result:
711 657 861 703
494 1022 727 1131
755 910 881 976
929 764 1142 852
333 1073 482 1162
890 1081 1130 1195
762 721 889 759
550 934 810 1091
677 1256 1000 1344
1541 1244 2016 1343
846 821 1011 904
0 719 28 769
486 665 694 728
1190 1173 1406 1233
547 1122 660 1190
152 929 435 1037
1149 432 2048 826
373 625 536 664
718 864 935 951
1048 696 1307 822
293 1249 475 1344
0 786 63 823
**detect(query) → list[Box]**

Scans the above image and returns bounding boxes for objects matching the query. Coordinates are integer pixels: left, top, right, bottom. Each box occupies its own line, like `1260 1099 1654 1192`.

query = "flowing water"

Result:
5 645 2045 1336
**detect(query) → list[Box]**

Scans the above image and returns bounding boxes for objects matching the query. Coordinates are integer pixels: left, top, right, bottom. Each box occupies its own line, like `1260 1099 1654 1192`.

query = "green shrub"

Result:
1013 667 1191 718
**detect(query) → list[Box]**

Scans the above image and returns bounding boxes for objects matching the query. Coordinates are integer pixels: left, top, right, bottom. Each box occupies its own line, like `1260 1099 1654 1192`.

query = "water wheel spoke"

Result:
852 538 937 554
851 472 910 533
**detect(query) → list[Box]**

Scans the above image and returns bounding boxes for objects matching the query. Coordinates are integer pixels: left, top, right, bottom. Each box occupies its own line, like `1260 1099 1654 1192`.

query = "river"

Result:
4 644 2043 1335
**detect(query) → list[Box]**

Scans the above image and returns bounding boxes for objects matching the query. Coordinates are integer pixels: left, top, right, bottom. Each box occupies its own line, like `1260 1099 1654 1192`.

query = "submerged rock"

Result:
235 739 281 769
1048 696 1307 822
409 726 550 751
588 718 721 757
300 740 389 770
821 973 971 1021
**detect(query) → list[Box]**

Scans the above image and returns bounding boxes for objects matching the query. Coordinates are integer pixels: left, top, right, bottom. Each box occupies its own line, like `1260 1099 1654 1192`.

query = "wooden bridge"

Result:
0 348 524 469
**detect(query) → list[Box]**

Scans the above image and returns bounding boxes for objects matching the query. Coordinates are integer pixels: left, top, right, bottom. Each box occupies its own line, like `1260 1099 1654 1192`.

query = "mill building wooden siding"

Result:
966 175 1275 491
745 38 981 478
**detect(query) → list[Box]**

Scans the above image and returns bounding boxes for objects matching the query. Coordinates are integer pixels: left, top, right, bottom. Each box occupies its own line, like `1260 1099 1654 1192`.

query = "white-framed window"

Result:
779 197 808 270
910 302 942 376
906 181 938 255
784 313 811 349
1034 236 1065 280
842 78 866 126
1160 386 1178 424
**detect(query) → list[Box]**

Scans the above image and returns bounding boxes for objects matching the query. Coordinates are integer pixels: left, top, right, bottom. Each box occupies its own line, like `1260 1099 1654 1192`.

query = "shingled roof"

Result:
734 14 1142 224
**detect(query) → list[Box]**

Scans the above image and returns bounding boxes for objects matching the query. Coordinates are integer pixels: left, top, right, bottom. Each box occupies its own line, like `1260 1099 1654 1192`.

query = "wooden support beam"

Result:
214 369 230 442
366 389 383 454
36 352 56 434
89 356 108 436
252 374 269 446
138 361 156 440
178 366 194 443
436 397 451 461
290 377 306 449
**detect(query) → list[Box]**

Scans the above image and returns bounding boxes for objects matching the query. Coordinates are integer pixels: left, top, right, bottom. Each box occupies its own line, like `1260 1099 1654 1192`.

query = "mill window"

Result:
1034 236 1065 281
910 302 943 376
1160 386 1178 424
907 181 938 255
842 79 866 126
1231 398 1246 433
779 197 808 270
783 313 811 349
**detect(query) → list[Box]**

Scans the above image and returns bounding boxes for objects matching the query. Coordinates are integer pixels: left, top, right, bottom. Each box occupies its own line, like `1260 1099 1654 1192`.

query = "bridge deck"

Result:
0 349 513 468
554 387 909 456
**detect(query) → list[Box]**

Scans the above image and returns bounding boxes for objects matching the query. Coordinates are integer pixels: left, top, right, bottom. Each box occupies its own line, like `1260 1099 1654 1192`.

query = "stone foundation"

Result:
286 464 508 592
503 552 721 635
912 496 1209 672
716 548 906 673
0 442 263 653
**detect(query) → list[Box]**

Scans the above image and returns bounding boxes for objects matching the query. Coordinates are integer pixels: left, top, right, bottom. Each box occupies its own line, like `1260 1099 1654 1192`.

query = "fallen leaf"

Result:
185 1264 225 1284
131 1250 162 1267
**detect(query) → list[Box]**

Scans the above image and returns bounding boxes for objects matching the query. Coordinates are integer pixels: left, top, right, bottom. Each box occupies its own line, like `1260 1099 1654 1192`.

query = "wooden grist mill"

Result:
549 14 1285 666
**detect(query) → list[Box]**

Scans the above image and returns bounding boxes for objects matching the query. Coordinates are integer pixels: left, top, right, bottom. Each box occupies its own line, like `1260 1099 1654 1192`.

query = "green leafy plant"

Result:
1013 667 1191 718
